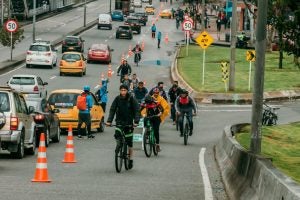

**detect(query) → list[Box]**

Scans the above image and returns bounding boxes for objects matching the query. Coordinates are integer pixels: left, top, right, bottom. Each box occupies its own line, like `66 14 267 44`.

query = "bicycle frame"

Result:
143 117 158 157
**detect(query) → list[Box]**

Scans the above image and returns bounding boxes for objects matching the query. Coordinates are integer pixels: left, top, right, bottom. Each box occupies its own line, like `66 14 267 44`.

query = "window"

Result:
29 45 50 52
19 96 28 114
62 54 81 61
0 92 10 112
37 77 43 86
13 93 22 113
48 93 79 108
9 77 35 85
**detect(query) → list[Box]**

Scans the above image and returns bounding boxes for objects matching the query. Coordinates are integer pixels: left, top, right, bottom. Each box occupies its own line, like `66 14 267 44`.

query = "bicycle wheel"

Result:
115 142 123 173
143 128 152 157
152 131 158 156
183 122 189 145
123 144 129 170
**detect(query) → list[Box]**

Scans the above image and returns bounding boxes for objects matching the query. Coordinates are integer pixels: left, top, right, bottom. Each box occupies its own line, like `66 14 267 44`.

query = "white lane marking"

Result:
199 109 251 112
0 64 24 77
50 76 56 80
199 148 214 200
105 39 108 42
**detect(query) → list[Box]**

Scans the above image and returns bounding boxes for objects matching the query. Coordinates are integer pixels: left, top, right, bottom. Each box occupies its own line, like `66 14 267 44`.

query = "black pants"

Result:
157 39 161 48
170 104 176 122
100 102 106 112
178 110 193 134
152 31 155 38
114 125 133 147
77 113 91 136
145 117 161 144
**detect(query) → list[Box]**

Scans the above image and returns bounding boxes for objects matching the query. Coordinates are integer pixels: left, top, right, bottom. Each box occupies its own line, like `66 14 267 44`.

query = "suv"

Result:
0 86 36 158
62 36 85 53
26 40 58 69
124 17 141 34
131 13 147 26
116 26 133 39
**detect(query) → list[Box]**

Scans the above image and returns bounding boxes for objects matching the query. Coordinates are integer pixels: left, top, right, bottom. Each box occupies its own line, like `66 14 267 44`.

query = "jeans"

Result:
178 110 193 134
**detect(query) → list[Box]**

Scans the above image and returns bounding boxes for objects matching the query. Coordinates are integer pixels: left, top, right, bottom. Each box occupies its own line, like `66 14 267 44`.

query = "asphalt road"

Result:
1 1 300 200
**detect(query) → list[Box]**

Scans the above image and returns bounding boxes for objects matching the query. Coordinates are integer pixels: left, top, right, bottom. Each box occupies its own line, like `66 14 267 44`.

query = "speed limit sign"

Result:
5 20 18 33
182 20 193 31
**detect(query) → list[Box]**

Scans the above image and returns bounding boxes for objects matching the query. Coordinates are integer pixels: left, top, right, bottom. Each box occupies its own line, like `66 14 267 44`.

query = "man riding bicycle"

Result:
106 84 140 169
117 59 132 83
132 44 142 65
175 89 197 136
140 95 164 152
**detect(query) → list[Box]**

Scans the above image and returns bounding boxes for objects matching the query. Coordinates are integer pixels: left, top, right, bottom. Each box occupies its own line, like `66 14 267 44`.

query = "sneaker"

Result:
77 135 82 139
156 144 161 152
189 130 193 136
87 134 95 139
128 160 133 169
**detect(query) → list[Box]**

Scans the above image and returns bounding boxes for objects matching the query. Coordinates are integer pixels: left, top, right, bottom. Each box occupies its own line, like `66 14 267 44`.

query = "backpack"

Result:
76 93 87 111
179 96 189 105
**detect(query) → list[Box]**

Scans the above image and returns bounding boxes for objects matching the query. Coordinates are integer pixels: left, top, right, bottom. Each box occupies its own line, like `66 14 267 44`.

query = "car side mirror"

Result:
43 82 48 85
110 49 114 52
82 40 85 42
28 106 35 114
52 108 60 113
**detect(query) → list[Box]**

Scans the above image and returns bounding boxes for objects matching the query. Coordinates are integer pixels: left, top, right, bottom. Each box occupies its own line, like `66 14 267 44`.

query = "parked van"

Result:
98 14 112 30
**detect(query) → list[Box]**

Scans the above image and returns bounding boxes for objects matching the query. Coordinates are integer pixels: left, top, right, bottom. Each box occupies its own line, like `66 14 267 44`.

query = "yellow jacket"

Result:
152 94 170 122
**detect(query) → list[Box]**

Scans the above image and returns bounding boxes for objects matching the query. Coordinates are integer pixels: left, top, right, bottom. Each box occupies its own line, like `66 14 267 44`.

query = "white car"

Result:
7 75 48 99
142 0 149 2
26 40 58 68
133 0 142 7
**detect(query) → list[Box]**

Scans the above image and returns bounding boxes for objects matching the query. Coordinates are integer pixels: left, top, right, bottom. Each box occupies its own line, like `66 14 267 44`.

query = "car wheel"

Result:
97 117 105 132
83 69 86 75
60 72 63 76
80 72 83 77
116 35 119 39
26 64 30 68
52 126 60 143
45 128 50 147
11 132 25 159
87 59 90 63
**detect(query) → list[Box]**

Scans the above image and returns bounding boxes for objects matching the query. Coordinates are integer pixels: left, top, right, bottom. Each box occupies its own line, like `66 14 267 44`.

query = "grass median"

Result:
177 45 300 93
235 123 300 183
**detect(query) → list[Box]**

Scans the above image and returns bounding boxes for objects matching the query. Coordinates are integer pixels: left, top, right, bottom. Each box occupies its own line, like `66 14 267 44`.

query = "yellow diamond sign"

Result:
196 31 214 49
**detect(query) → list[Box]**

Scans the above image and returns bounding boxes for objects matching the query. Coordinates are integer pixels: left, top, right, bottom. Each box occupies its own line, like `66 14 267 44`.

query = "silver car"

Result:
0 86 37 158
7 74 48 99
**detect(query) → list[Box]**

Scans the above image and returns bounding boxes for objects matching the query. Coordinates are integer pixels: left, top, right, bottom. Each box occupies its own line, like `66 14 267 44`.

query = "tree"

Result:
0 19 25 61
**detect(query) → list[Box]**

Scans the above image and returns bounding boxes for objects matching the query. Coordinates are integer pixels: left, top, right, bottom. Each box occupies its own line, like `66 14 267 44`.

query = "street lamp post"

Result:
84 0 87 27
109 0 112 14
33 0 36 42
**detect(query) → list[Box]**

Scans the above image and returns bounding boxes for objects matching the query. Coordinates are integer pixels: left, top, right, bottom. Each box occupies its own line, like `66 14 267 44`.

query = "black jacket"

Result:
117 64 132 76
168 86 182 103
107 94 140 125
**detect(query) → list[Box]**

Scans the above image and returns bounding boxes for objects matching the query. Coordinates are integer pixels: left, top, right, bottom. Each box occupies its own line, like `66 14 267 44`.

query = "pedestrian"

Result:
151 24 156 38
95 78 109 112
106 84 140 169
216 17 222 40
157 31 162 49
76 85 95 139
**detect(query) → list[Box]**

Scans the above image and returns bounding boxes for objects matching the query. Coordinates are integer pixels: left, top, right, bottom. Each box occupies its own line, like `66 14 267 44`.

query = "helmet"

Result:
144 95 154 104
181 89 188 95
83 85 90 92
153 87 160 94
119 84 128 91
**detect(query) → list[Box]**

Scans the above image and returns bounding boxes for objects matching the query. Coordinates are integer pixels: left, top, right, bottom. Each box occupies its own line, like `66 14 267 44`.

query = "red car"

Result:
87 44 113 64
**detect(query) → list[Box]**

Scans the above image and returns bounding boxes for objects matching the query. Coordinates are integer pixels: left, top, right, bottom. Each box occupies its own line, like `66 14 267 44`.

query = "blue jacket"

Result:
157 32 162 40
99 80 108 103
79 93 93 114
151 25 156 32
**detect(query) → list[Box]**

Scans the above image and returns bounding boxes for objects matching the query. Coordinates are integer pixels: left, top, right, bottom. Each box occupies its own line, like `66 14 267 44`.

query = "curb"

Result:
170 46 300 104
215 123 300 200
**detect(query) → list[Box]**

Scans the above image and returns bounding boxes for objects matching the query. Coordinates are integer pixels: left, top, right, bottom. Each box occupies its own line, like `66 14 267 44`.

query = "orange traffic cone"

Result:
164 33 169 44
141 40 145 51
107 64 112 78
62 125 77 163
32 132 51 183
128 45 133 57
120 53 125 64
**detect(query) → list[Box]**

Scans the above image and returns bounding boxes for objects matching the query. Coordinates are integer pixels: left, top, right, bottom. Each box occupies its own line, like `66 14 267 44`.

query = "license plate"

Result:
121 33 126 36
69 47 74 50
59 109 69 114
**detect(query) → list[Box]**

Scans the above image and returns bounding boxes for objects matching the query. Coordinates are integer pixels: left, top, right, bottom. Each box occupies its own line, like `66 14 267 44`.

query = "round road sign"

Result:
182 20 193 31
5 20 18 33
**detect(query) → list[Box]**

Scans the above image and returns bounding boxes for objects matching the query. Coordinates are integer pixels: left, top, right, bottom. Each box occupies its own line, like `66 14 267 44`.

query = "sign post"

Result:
221 62 229 92
5 19 18 61
195 31 214 85
182 19 193 56
246 50 256 91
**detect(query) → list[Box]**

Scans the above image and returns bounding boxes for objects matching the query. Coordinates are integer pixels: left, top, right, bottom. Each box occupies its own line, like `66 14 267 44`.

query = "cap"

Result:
83 85 90 92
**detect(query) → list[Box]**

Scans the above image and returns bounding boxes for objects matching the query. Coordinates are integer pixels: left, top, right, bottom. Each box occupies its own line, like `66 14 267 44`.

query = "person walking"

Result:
76 85 95 139
157 31 162 48
96 78 109 112
106 84 140 169
151 24 156 38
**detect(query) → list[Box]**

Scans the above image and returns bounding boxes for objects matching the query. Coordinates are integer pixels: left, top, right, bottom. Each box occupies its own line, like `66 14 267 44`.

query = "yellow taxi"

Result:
145 5 155 15
159 9 172 19
59 52 87 77
47 89 105 133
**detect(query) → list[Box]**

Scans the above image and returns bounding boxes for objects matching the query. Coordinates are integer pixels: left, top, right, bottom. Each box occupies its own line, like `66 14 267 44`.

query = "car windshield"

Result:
127 19 139 23
113 11 121 15
62 54 81 61
0 92 10 112
29 45 50 52
48 93 79 108
65 37 79 43
9 77 35 85
91 44 107 50
119 26 130 30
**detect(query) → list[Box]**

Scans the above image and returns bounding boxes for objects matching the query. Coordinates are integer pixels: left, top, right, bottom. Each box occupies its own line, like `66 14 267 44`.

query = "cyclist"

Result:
141 95 164 152
131 73 139 90
151 87 170 123
106 84 140 169
77 85 95 139
168 83 182 125
132 44 142 65
117 59 132 83
175 89 197 136
133 81 148 104
149 81 168 101
122 74 133 92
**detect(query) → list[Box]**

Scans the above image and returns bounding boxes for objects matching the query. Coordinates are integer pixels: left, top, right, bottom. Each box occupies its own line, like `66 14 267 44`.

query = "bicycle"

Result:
262 103 280 126
134 52 141 67
107 124 132 173
178 113 191 145
142 116 158 157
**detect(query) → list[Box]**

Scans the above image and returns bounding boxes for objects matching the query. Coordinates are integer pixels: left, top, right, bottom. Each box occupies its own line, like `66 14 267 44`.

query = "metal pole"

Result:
33 0 36 42
10 31 12 61
229 0 237 91
84 0 87 27
248 61 252 91
202 49 205 85
1 0 4 25
250 0 268 154
109 0 112 14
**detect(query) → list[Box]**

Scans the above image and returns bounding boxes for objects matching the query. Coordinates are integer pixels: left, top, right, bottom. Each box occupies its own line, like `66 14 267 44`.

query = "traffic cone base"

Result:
62 125 77 163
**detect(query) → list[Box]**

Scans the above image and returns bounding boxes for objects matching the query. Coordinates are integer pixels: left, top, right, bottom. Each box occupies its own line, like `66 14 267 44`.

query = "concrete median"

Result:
215 123 300 200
